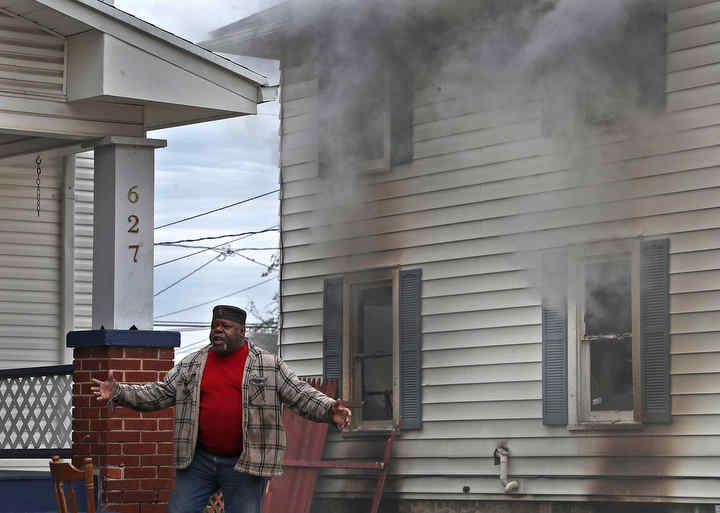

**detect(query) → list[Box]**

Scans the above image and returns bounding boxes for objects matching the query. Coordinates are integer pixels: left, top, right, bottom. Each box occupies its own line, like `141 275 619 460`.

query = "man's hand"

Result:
91 370 116 402
330 400 352 429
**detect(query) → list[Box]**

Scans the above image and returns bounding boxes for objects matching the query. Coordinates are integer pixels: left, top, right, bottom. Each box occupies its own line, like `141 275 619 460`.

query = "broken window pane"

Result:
351 283 393 421
584 260 631 336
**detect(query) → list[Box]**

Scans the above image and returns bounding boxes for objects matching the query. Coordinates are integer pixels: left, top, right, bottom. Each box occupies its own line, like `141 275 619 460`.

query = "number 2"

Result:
128 215 139 233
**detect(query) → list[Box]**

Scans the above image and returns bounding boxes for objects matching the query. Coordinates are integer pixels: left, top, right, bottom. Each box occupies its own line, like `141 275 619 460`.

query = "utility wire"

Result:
154 276 276 320
161 244 279 251
174 336 211 358
154 254 222 297
155 228 279 246
154 189 279 230
154 225 279 268
236 253 272 268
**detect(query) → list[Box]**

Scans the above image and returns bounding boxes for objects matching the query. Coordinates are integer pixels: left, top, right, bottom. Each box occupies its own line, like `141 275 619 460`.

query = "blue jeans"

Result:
169 446 266 513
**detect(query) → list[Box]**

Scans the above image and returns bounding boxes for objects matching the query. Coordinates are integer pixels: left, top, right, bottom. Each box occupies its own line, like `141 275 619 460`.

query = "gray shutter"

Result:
399 269 423 430
641 239 671 424
542 254 568 425
323 277 343 381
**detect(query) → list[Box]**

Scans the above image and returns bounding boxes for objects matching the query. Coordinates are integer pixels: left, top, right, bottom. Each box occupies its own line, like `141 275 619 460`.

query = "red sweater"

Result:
198 343 249 455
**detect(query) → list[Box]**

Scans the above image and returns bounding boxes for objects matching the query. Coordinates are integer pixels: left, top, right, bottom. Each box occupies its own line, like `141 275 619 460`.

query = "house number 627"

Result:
128 186 140 263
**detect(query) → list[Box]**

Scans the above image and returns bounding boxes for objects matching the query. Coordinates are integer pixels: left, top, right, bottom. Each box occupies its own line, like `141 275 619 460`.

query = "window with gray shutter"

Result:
641 239 671 424
542 240 672 427
323 277 343 381
542 254 568 426
324 269 422 430
399 269 422 430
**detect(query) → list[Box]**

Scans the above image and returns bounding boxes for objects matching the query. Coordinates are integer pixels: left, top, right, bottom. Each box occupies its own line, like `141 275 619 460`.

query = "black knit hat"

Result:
212 305 247 325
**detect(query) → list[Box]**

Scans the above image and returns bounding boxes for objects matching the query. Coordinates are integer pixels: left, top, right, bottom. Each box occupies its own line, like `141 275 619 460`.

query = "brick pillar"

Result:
68 330 180 513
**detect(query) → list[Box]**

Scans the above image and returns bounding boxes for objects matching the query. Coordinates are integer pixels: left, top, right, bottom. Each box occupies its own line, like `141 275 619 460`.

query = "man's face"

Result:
210 318 245 355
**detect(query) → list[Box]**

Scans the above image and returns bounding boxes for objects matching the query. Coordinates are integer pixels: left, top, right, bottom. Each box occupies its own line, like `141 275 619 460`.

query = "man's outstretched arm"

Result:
276 359 351 429
92 367 178 412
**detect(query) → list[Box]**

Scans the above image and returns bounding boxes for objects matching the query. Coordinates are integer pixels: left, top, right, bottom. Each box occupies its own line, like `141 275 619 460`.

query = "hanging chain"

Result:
35 155 42 216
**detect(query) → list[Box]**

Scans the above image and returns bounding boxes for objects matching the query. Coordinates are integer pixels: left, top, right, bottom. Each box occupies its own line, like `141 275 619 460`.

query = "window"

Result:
323 269 422 431
317 45 414 176
540 0 666 137
576 243 640 424
541 239 670 428
348 273 396 427
318 68 392 175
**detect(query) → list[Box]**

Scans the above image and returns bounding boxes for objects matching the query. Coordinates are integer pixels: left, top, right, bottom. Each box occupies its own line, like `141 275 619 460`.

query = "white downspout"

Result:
494 446 520 493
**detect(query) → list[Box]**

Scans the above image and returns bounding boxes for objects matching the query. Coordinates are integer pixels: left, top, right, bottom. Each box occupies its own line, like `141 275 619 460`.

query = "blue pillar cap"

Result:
67 329 180 348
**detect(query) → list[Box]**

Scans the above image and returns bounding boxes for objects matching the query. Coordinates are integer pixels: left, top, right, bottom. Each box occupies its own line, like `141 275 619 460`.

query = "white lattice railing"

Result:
0 365 72 458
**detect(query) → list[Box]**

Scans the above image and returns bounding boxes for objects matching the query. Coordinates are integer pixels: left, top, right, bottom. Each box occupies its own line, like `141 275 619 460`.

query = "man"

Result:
92 305 351 513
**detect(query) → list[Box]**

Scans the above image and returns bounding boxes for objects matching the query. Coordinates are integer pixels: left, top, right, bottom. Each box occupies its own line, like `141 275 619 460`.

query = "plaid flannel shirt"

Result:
110 342 336 477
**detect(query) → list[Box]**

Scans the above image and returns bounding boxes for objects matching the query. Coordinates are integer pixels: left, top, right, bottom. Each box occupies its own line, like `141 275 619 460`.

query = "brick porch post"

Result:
68 330 180 513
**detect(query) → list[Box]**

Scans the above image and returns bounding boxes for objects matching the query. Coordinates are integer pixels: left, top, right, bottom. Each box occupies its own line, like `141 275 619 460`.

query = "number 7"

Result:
128 244 140 263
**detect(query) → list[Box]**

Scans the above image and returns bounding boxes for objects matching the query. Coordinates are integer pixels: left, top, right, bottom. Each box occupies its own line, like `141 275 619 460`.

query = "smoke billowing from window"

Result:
281 0 666 264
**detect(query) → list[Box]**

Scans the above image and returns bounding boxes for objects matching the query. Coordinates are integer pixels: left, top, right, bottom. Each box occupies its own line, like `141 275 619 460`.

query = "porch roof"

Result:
0 0 278 152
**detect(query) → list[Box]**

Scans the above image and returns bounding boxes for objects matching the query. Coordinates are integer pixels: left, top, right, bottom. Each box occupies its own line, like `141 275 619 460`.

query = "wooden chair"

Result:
49 456 96 513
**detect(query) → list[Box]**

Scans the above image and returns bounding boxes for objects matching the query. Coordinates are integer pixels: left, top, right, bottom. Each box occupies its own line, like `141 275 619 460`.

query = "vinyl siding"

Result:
73 152 93 330
0 152 94 367
278 2 720 502
0 10 65 98
0 153 93 472
0 155 62 368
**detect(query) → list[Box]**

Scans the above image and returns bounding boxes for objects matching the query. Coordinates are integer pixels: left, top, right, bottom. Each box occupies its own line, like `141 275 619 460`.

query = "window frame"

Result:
341 268 400 431
568 240 643 428
317 63 413 177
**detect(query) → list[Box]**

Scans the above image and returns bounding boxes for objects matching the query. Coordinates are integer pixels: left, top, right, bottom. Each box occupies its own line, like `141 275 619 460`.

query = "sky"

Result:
112 0 283 325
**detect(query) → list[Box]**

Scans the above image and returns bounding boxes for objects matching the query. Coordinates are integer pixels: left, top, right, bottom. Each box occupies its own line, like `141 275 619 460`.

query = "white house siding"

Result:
73 152 93 331
0 153 93 472
0 151 94 370
0 155 63 369
0 10 65 97
278 2 720 503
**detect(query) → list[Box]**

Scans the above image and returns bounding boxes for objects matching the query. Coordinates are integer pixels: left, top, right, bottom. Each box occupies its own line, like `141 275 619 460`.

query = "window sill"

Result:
568 421 643 432
340 426 394 439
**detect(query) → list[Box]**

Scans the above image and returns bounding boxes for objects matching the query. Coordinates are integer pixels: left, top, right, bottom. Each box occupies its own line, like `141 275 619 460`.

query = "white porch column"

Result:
91 136 167 330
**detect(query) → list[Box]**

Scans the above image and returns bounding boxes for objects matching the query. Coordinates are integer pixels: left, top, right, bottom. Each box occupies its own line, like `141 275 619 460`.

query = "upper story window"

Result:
316 11 414 176
539 0 666 136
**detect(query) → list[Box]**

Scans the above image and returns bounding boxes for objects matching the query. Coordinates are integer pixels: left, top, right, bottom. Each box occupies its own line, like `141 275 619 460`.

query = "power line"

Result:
154 189 279 230
158 246 270 269
154 321 276 328
236 253 272 268
155 245 218 268
153 225 278 268
174 336 211 358
154 276 277 320
161 244 279 251
155 228 279 246
154 254 222 297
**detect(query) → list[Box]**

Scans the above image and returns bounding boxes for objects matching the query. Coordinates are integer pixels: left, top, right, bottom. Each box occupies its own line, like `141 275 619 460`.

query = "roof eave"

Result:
36 0 272 87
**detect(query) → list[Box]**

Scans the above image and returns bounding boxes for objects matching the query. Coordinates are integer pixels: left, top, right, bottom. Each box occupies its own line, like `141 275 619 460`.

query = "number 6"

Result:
128 186 139 203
